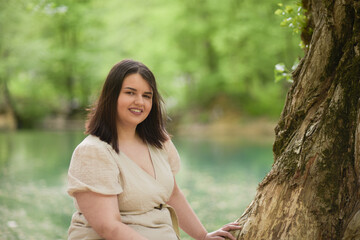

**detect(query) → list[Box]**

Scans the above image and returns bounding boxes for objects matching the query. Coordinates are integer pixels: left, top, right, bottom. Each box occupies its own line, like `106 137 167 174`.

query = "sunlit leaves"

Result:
0 0 303 126
275 2 308 35
274 60 298 83
173 0 302 117
274 63 292 83
273 1 305 84
30 1 68 15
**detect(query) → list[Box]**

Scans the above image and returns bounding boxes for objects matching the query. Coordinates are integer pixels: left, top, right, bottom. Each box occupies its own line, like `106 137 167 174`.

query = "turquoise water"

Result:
0 131 273 239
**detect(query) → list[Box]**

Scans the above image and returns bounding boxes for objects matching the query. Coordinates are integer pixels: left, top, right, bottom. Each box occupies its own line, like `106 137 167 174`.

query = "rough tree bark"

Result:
232 0 360 239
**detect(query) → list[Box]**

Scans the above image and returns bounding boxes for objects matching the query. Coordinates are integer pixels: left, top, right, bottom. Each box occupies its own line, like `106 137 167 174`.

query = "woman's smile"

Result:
129 108 143 115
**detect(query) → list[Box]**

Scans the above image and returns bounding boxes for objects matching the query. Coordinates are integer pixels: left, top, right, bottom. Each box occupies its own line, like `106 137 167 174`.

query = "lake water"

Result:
0 130 273 239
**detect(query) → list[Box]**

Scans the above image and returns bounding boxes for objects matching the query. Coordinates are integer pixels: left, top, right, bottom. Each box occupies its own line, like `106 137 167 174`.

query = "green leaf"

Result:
275 9 283 16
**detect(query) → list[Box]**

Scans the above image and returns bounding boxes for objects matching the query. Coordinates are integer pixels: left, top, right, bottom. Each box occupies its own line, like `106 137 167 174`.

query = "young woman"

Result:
67 59 241 240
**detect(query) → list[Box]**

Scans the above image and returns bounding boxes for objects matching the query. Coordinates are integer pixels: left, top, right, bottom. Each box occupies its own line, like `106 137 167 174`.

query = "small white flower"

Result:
275 64 285 72
7 221 18 228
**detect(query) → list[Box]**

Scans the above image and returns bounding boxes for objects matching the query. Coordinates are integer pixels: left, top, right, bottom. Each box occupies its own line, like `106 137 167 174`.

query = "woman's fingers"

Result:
217 229 237 240
206 231 228 240
207 226 242 240
221 222 242 231
205 222 242 240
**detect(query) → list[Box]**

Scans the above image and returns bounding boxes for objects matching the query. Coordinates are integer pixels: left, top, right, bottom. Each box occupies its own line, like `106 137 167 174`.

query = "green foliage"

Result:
172 0 302 117
273 1 306 84
275 2 307 35
0 0 303 127
274 60 299 83
275 63 292 83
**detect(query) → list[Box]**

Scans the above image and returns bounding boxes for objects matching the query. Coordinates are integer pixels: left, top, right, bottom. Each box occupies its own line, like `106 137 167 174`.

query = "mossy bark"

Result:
232 0 360 239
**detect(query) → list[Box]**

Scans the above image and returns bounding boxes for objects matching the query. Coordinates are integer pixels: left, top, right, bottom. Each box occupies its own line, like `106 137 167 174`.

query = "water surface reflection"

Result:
0 131 273 239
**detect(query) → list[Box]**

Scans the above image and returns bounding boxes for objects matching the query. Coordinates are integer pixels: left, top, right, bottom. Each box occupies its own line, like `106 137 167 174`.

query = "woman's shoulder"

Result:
163 138 177 153
161 137 181 174
71 135 118 166
75 134 112 153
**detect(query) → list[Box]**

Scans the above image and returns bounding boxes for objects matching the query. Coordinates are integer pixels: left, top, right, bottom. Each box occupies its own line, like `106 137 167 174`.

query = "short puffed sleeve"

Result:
67 136 123 197
163 139 181 175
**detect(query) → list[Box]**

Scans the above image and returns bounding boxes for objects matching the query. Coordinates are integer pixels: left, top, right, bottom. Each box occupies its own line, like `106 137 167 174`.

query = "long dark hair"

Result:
85 59 168 153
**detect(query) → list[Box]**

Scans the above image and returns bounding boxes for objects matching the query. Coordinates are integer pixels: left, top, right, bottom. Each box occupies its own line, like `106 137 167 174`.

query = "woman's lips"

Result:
129 108 143 115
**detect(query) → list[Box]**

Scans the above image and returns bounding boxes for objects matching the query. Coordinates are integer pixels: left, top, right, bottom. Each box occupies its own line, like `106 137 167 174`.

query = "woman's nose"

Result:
134 95 144 105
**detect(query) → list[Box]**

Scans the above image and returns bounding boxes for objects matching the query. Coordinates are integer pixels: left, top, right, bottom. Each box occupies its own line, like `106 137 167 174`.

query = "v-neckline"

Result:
119 143 157 181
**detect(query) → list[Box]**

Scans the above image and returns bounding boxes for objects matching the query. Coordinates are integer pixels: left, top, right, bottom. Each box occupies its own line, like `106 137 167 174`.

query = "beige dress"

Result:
67 135 181 240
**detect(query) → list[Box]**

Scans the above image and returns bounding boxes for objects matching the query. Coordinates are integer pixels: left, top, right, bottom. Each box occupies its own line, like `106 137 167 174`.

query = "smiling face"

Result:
116 73 153 130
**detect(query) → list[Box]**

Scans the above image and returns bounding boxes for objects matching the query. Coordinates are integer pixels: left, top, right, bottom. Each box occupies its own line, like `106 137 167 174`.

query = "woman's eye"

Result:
126 92 134 95
144 95 152 99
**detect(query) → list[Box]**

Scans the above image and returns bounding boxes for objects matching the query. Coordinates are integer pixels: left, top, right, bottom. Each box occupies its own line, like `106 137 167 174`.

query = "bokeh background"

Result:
0 0 303 239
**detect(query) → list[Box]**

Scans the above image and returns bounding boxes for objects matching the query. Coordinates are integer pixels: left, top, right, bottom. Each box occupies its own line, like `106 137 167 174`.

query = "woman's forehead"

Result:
122 73 153 92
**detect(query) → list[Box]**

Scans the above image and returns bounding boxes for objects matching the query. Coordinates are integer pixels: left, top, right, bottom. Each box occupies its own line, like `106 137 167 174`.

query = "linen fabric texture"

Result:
67 135 181 240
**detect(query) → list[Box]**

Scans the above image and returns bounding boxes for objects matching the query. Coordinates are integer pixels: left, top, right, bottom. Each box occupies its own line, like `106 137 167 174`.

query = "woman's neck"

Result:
117 125 138 143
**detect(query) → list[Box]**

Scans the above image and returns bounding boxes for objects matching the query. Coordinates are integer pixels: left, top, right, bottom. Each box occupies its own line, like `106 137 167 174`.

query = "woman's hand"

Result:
202 222 242 240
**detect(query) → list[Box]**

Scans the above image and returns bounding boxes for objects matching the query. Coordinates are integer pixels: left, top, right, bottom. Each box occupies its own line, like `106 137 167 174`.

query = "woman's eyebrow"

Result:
123 87 153 95
123 87 137 91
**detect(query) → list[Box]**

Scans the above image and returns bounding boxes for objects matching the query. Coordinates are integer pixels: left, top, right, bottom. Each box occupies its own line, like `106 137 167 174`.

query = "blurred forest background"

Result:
0 0 308 239
0 0 303 131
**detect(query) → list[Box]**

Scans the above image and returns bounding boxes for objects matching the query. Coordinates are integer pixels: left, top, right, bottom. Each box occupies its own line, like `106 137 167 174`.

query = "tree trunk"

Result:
0 61 17 130
232 0 360 239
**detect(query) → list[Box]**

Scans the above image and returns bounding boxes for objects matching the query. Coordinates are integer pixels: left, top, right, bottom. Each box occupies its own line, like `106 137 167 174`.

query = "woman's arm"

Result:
167 179 240 240
74 191 147 240
166 180 207 239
